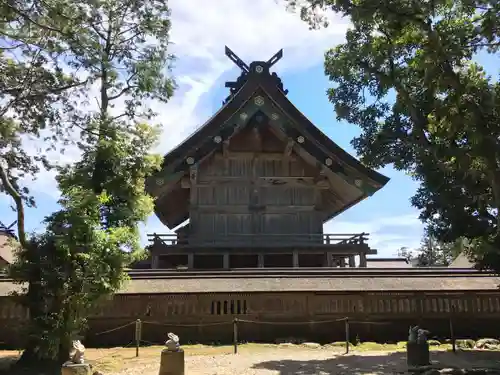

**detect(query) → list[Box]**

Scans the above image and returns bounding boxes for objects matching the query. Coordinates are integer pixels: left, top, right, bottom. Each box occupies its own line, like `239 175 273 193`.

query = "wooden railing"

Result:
147 232 369 247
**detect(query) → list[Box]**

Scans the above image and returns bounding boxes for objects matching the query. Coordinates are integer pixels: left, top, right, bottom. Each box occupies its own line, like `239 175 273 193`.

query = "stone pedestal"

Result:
61 363 92 375
407 341 430 367
159 349 185 375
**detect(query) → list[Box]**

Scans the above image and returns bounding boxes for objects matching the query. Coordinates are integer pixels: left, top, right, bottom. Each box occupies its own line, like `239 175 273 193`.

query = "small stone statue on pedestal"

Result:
406 325 430 368
69 340 86 364
408 326 419 343
159 332 185 375
165 332 180 351
61 340 92 375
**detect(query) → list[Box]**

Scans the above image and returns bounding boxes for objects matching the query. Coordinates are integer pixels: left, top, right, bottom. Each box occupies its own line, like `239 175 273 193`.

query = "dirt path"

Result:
3 345 500 375
112 349 500 375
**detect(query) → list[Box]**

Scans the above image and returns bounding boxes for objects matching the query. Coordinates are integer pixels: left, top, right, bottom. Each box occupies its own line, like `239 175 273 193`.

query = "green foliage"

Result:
427 339 441 346
0 1 85 242
403 233 466 266
2 0 174 366
456 339 476 349
287 0 500 271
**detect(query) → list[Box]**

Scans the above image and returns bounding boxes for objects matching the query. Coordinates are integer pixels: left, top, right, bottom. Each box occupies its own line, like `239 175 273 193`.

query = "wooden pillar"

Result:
348 255 356 268
258 253 264 268
339 257 346 268
359 253 367 268
187 253 194 269
326 252 333 267
293 251 299 268
223 253 230 269
152 255 159 269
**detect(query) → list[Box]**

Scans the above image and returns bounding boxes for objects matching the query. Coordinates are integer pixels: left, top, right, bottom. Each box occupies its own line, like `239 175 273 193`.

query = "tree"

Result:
413 233 464 267
2 0 175 367
397 246 414 262
286 0 500 271
1 0 84 234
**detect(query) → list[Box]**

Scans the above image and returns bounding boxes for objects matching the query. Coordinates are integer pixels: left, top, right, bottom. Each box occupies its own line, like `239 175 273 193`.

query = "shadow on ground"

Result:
0 355 62 375
252 350 500 375
0 355 17 373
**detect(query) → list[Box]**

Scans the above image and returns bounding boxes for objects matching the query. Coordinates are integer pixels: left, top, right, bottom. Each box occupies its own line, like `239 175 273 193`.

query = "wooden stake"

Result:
345 318 350 354
233 318 239 354
449 317 456 353
135 319 142 357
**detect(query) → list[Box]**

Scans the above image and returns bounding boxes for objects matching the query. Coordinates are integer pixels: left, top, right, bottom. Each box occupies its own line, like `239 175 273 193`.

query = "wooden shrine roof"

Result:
1 271 499 296
147 47 390 229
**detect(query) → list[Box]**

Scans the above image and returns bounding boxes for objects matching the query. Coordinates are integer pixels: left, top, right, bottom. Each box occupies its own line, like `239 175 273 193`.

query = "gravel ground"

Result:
110 349 447 375
111 348 500 375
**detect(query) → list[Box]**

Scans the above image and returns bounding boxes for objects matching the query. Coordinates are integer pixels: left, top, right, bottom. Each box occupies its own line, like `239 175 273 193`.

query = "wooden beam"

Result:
222 141 230 174
252 127 262 151
180 176 190 189
189 165 198 206
284 138 294 157
282 138 295 175
193 176 329 188
222 141 230 158
214 151 298 161
196 205 318 213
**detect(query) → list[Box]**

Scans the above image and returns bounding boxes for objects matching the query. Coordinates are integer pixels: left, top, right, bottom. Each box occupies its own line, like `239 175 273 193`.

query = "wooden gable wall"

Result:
187 123 325 245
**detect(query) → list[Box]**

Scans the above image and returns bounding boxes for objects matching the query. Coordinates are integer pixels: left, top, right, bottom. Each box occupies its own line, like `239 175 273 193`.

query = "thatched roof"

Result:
1 272 499 296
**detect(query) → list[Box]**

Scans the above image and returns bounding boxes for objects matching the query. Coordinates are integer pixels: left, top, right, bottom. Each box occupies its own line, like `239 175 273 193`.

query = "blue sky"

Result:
1 0 498 257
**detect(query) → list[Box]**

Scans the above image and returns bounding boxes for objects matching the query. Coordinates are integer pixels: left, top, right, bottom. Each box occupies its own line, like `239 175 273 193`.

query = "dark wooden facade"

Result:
1 270 500 347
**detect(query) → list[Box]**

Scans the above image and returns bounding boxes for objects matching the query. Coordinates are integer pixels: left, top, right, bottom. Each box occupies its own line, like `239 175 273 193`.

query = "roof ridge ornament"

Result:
223 46 288 105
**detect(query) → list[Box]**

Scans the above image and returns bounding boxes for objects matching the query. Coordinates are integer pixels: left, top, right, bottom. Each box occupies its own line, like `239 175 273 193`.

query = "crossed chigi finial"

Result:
222 46 288 104
0 220 17 238
224 46 283 73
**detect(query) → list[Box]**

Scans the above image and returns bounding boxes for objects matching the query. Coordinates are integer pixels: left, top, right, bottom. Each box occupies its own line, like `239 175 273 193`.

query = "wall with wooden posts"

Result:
187 126 325 245
2 290 500 348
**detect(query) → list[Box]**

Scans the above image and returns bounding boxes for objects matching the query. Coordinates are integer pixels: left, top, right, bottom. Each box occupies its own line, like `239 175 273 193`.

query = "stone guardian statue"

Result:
69 340 86 364
165 332 180 351
62 340 92 375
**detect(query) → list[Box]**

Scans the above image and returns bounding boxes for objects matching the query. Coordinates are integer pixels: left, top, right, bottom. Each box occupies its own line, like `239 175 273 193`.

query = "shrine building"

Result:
1 47 500 347
143 46 387 270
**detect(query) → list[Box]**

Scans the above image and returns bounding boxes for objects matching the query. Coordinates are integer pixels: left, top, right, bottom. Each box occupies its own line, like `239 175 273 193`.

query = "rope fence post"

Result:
344 318 350 354
233 318 239 354
450 306 456 353
135 319 142 357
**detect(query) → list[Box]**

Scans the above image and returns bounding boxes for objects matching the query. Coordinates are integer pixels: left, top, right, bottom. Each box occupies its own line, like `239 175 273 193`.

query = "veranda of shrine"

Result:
0 47 500 348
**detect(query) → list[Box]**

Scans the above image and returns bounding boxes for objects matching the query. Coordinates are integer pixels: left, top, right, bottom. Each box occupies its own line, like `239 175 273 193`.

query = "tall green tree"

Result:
287 0 500 271
0 0 84 235
2 0 175 367
413 233 465 267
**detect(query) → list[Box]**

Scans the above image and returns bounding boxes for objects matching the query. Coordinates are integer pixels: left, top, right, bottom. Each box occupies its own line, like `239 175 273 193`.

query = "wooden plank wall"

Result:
190 152 323 245
2 292 500 323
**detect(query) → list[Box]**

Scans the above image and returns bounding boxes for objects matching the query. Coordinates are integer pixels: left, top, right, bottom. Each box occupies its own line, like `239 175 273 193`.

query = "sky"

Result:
1 0 498 257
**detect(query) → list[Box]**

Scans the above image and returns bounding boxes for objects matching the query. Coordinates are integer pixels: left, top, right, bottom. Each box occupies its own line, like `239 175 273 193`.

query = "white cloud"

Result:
2 1 425 256
7 1 425 256
155 0 348 150
17 0 348 198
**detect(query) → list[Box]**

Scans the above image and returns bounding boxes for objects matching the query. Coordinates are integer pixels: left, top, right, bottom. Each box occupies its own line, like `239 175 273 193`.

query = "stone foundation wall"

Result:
2 291 500 348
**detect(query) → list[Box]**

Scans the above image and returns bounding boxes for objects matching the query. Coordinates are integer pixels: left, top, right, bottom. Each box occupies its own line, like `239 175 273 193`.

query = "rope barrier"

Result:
94 321 136 336
142 320 232 327
236 317 348 325
90 341 135 362
349 320 392 325
89 317 389 335
140 339 164 346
